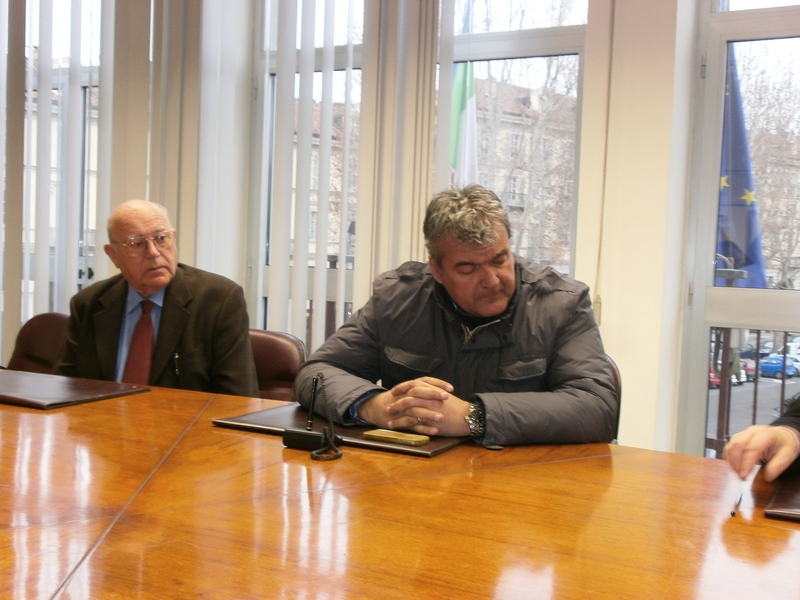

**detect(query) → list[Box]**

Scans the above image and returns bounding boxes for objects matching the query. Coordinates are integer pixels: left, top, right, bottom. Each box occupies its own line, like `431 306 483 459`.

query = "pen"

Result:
731 491 743 517
307 377 319 431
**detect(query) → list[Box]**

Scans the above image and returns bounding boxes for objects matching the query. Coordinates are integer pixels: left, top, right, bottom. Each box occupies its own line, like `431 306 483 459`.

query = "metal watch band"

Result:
465 401 486 438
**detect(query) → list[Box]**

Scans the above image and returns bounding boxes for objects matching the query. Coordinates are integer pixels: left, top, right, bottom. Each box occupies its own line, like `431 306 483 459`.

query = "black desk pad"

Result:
765 471 800 522
213 403 470 457
0 369 149 409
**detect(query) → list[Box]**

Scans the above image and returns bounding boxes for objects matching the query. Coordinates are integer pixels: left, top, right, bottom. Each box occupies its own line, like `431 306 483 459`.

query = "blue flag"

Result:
715 45 767 288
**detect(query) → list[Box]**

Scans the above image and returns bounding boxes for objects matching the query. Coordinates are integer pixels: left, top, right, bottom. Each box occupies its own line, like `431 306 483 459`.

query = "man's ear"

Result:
429 256 443 284
104 244 119 267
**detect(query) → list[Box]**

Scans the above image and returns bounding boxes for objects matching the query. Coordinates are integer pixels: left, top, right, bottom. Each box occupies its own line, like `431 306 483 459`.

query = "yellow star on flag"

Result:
720 175 729 190
740 188 755 205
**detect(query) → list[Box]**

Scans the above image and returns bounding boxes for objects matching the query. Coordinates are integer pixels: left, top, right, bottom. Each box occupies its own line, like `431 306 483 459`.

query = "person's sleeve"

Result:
57 295 83 378
208 284 259 397
773 397 800 431
475 288 618 447
771 398 800 475
294 297 385 423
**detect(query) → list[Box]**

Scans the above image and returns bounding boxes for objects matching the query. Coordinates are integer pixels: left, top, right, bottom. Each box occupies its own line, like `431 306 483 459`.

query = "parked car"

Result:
742 358 756 381
775 342 800 358
709 364 720 388
740 343 771 360
759 356 798 378
714 360 746 385
732 361 746 385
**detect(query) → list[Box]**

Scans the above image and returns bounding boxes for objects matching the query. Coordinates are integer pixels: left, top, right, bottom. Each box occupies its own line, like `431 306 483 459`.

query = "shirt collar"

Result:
125 286 166 314
434 280 516 329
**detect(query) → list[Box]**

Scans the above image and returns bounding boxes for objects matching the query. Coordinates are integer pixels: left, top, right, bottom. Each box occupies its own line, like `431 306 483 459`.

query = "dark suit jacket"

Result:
59 263 258 397
774 397 800 475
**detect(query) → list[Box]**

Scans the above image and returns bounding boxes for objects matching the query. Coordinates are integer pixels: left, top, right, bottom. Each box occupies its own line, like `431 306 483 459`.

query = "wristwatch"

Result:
464 401 486 438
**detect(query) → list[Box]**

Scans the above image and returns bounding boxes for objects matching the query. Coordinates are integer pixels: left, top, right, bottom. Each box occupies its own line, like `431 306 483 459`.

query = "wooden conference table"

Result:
2 386 800 599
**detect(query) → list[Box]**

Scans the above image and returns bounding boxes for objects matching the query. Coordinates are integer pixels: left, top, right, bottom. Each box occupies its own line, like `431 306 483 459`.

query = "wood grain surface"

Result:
1 385 798 598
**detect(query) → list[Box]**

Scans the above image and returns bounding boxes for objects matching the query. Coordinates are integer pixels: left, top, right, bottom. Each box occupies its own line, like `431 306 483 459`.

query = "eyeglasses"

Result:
112 230 176 257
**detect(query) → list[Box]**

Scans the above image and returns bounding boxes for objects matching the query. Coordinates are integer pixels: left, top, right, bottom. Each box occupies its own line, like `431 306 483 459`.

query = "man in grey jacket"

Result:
294 185 617 447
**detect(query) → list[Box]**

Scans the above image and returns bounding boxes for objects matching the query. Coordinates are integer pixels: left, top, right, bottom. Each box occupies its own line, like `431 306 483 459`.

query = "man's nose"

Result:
144 237 161 256
479 265 500 286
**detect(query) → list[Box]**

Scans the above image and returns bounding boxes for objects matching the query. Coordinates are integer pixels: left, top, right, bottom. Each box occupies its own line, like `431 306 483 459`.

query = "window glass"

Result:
454 0 588 33
715 39 800 289
31 0 101 65
292 0 363 48
463 55 579 274
271 69 360 266
23 0 102 315
82 85 100 271
719 1 800 10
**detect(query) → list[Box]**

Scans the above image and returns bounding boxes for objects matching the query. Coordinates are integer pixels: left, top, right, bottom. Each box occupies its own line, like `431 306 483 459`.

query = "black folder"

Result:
764 471 800 522
0 369 149 409
213 403 470 458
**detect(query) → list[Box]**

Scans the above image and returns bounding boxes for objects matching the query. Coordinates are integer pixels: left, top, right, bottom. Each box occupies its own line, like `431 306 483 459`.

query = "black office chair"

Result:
6 312 70 374
605 353 622 443
249 329 307 401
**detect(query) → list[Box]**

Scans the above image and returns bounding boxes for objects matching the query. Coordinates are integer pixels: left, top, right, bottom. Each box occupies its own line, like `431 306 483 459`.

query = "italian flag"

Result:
449 1 478 187
450 58 478 187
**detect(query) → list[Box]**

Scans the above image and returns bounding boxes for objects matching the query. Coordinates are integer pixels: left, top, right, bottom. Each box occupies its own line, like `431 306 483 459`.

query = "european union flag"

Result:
716 45 767 288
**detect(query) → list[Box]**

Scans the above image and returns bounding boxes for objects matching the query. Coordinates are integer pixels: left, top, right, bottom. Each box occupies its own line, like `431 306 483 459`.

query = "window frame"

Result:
441 22 588 277
680 4 800 455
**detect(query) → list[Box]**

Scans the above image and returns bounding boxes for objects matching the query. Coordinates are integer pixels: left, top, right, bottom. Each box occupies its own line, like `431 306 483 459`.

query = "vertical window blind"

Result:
17 0 102 320
265 0 359 350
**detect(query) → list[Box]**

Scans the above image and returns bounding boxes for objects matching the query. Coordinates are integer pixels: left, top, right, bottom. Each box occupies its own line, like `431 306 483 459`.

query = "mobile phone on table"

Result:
363 428 430 446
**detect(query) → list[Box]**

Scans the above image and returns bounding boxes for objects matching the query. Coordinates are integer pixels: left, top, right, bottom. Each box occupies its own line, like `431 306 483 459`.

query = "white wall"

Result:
575 0 697 451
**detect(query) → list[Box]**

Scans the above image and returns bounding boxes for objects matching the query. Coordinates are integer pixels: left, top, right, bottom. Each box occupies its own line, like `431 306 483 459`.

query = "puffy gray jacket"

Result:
294 258 617 446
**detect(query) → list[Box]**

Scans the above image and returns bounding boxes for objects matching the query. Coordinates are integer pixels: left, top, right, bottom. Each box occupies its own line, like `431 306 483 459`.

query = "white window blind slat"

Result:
267 0 298 332
34 0 54 316
335 0 355 331
435 0 455 192
95 0 114 283
311 0 334 350
290 0 316 336
60 0 83 313
265 0 360 347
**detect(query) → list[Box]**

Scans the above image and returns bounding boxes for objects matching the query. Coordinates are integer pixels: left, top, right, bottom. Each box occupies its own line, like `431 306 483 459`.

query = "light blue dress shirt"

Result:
114 287 165 382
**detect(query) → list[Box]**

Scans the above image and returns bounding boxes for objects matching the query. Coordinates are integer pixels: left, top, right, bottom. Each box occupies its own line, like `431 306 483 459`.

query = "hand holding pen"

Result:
731 491 743 517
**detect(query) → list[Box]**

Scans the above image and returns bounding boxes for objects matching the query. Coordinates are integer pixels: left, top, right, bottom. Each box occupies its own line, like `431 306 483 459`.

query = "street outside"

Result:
707 376 800 440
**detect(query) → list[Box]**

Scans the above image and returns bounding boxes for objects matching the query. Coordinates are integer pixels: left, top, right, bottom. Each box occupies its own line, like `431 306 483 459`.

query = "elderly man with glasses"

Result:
59 199 258 397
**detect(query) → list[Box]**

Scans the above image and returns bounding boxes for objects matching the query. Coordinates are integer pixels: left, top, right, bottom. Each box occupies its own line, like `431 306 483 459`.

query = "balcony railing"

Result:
706 328 800 457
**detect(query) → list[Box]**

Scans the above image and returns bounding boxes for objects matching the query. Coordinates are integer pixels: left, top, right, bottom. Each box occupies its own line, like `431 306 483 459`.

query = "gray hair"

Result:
423 184 511 262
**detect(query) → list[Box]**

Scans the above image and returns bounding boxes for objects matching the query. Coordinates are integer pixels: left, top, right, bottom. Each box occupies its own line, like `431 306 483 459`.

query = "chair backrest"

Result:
604 353 622 442
249 329 307 401
7 312 70 374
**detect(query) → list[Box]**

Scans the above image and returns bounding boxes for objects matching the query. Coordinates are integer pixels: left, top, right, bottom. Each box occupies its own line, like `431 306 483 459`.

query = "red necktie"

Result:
122 300 155 384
